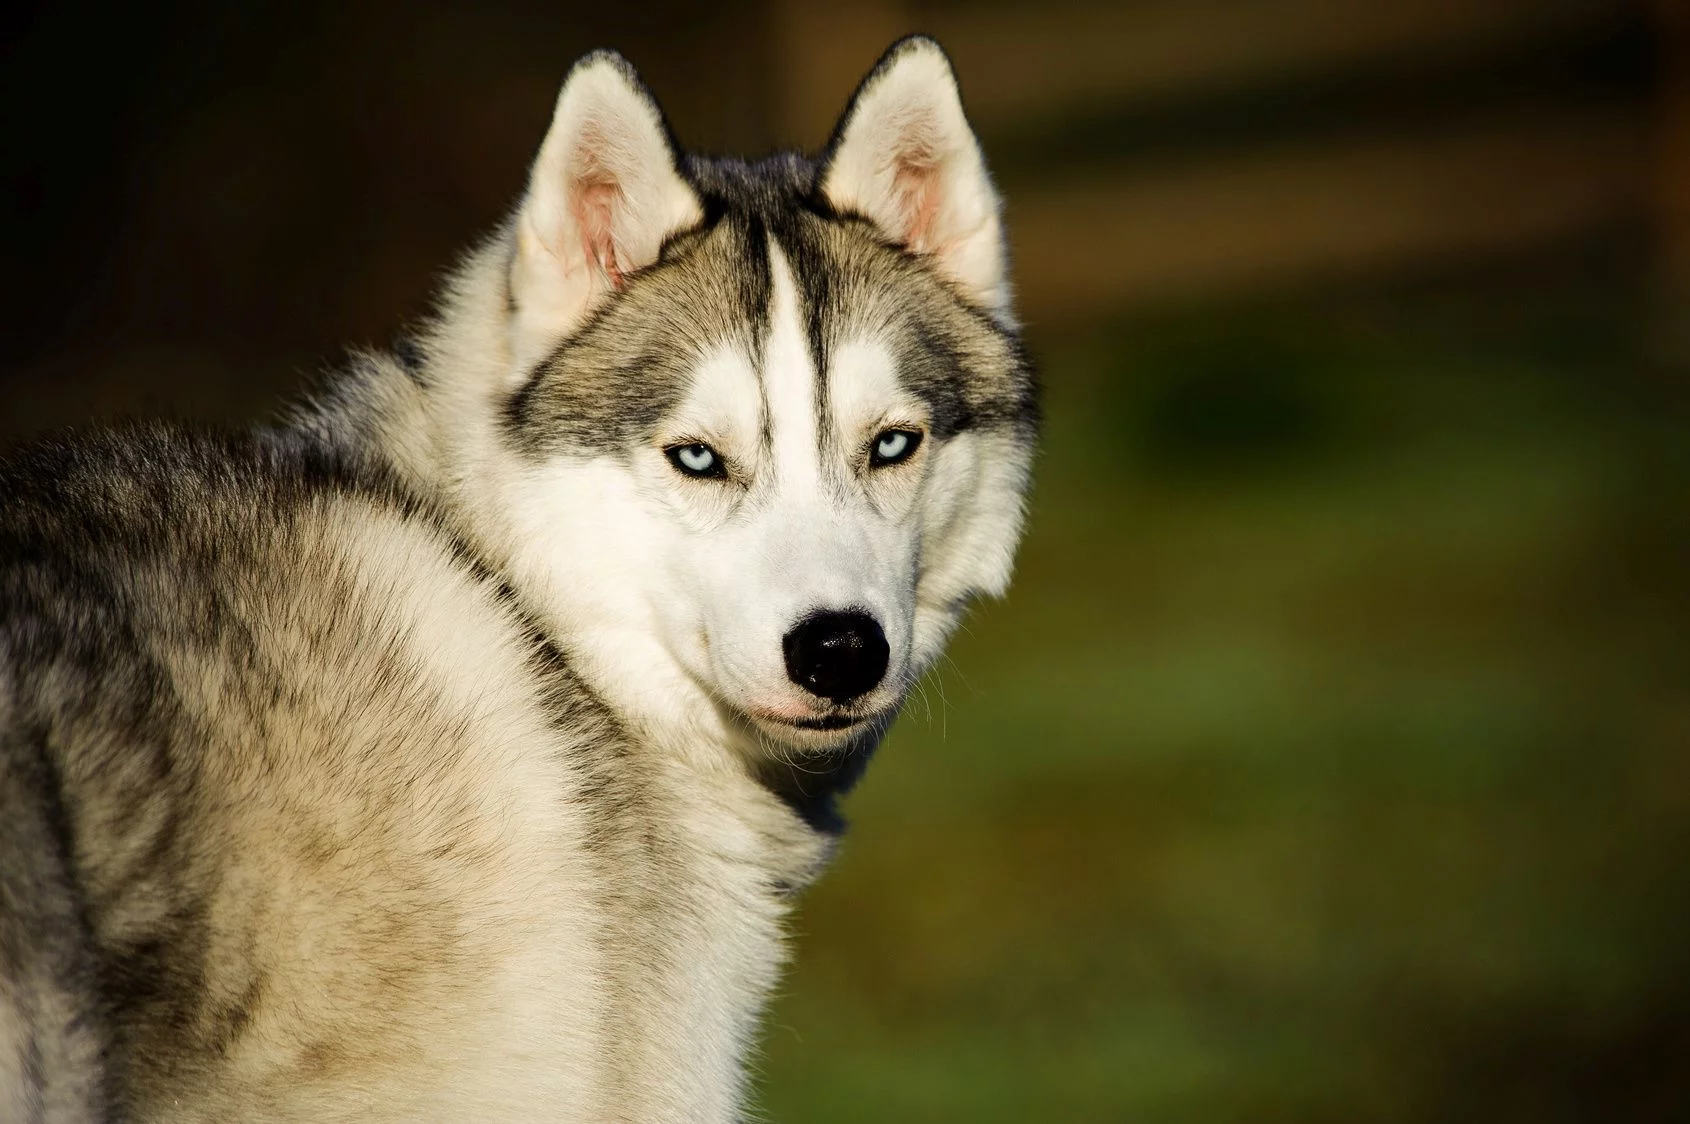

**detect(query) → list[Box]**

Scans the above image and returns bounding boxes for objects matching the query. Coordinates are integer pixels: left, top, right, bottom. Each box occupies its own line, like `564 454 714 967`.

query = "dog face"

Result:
488 41 1036 753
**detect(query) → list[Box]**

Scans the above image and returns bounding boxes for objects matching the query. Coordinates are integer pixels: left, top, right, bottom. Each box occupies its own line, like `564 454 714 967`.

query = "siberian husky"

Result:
0 36 1037 1122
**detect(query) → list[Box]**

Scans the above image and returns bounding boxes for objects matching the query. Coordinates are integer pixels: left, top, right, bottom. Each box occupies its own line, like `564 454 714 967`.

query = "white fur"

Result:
0 35 1034 1124
286 173 1027 1124
155 500 612 1120
257 43 1030 1123
511 55 704 372
823 40 1014 323
460 241 934 763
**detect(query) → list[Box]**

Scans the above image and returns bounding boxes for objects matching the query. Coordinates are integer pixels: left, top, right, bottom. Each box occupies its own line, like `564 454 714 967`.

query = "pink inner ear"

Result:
891 153 942 252
572 178 625 288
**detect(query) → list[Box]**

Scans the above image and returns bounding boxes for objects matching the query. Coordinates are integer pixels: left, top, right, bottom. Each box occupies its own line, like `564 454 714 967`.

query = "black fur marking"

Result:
392 333 428 387
789 209 1037 447
503 209 772 459
0 41 1041 1117
0 717 116 1119
503 142 1035 469
899 320 974 439
0 425 495 1108
754 728 881 837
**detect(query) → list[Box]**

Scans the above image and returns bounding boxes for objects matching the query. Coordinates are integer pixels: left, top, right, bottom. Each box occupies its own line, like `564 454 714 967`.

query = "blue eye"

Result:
870 429 922 467
666 442 725 478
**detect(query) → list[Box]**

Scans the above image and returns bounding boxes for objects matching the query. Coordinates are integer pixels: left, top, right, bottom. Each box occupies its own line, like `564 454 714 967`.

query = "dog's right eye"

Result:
665 442 726 479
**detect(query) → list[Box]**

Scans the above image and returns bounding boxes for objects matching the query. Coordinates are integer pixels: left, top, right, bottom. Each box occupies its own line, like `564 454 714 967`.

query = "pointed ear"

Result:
511 51 703 368
821 37 1011 322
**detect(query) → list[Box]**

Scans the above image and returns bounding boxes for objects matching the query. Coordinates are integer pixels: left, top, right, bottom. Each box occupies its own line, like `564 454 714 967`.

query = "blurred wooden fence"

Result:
773 0 1659 326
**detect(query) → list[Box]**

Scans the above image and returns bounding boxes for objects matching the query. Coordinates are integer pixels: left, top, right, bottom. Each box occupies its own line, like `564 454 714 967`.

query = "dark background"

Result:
6 2 1690 1120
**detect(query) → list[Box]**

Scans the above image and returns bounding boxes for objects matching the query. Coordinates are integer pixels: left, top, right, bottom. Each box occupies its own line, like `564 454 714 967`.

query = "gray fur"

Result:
0 37 1035 1122
505 155 1035 460
506 213 772 458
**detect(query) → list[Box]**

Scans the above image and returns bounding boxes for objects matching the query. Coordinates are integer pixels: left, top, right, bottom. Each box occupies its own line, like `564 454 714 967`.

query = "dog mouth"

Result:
785 714 863 731
743 706 888 736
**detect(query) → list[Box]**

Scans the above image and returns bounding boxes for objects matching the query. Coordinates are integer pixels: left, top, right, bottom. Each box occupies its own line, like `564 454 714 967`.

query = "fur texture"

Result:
0 37 1037 1122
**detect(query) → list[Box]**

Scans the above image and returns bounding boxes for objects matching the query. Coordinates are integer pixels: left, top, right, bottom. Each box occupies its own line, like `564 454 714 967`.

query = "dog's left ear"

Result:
821 37 1011 322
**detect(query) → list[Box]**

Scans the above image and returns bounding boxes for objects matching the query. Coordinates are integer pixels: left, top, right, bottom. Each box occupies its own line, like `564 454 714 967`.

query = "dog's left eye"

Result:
666 442 726 479
870 429 922 468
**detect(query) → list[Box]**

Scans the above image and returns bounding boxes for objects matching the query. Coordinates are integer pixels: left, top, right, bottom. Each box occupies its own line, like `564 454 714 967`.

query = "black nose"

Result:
783 610 889 704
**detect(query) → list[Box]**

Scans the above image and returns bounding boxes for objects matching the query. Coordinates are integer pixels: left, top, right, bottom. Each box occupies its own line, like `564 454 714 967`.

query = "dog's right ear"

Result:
510 52 703 371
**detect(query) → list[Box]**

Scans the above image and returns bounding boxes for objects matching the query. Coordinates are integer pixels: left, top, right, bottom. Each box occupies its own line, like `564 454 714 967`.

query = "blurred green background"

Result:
5 1 1689 1119
760 275 1690 1121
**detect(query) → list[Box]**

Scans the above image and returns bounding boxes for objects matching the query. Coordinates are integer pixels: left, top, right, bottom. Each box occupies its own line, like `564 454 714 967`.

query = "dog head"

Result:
439 39 1037 756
